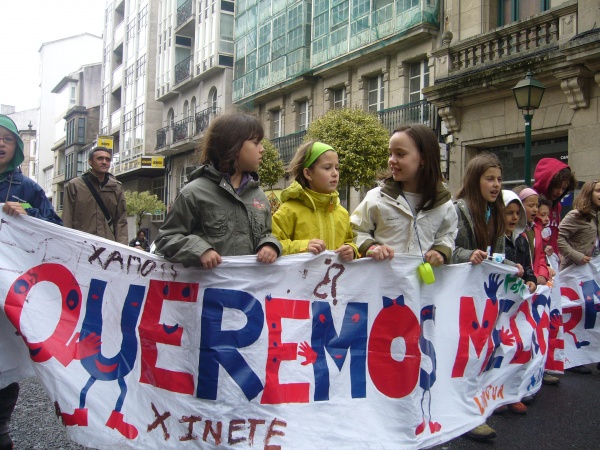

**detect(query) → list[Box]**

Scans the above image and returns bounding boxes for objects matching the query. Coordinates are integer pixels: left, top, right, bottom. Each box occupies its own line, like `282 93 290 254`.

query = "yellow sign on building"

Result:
141 156 165 168
97 136 114 150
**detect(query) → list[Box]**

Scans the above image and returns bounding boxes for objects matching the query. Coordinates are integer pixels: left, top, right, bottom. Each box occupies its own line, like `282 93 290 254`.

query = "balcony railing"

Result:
439 5 574 75
156 126 168 149
271 131 307 164
175 55 193 86
177 0 193 27
195 107 220 135
377 100 438 134
173 117 194 143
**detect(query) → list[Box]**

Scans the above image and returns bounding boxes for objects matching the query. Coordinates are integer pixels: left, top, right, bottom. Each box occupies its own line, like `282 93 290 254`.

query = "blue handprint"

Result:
484 273 503 304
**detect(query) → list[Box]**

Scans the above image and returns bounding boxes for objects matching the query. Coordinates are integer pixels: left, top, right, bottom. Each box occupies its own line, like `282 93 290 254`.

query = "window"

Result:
271 109 281 138
77 118 85 144
70 85 76 107
66 119 75 146
409 59 429 103
499 0 550 26
332 87 346 109
126 19 135 60
123 112 132 157
76 149 87 176
65 152 76 181
136 55 146 98
152 177 166 221
297 101 309 131
220 13 234 54
138 5 148 49
209 89 217 112
101 87 109 121
133 104 144 154
124 65 134 105
367 74 384 112
43 168 53 195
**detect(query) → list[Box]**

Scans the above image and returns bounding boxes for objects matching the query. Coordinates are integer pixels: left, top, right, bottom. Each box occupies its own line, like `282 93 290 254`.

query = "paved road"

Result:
9 364 600 449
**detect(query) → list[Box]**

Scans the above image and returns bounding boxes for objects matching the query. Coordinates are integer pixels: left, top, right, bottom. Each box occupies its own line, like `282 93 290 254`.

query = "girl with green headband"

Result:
272 141 358 260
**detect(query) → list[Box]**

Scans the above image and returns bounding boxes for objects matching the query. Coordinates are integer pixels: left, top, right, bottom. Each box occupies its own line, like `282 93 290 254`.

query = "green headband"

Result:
304 142 334 168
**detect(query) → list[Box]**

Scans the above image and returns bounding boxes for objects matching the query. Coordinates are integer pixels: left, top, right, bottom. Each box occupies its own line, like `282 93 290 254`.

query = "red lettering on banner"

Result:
4 263 99 366
138 280 198 395
228 419 246 445
264 418 287 450
203 420 222 445
510 296 549 364
261 297 310 404
368 299 420 398
561 287 582 339
452 297 498 378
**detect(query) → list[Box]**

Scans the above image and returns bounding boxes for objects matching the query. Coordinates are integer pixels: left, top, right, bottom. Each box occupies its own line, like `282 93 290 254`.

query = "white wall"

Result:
36 34 103 193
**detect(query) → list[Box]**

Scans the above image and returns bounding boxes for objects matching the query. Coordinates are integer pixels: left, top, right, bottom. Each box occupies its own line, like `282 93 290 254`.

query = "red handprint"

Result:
499 327 514 346
54 332 101 366
298 341 317 365
549 313 562 330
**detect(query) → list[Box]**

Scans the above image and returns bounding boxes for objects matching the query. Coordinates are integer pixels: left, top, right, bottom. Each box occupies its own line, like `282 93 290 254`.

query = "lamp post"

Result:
512 72 546 186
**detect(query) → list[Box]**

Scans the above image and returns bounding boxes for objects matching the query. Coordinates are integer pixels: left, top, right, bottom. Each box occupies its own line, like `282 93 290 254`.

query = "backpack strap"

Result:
81 173 115 237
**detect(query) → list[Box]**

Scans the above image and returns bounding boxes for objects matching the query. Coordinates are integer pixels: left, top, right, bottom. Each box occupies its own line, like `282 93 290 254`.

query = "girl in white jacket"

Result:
350 125 457 265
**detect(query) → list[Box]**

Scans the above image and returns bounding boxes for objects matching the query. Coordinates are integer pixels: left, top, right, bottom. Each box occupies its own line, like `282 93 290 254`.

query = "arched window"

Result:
183 100 189 118
191 97 197 115
208 88 217 112
167 108 175 127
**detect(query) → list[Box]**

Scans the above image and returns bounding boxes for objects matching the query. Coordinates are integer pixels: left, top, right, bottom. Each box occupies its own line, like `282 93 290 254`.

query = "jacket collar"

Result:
281 180 339 212
381 178 451 209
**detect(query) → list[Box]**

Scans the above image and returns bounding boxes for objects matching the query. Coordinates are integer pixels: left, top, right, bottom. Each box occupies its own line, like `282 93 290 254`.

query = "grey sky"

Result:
0 0 105 112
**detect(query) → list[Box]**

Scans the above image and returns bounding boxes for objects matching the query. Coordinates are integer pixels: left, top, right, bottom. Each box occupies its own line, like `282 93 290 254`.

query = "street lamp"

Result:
512 72 546 186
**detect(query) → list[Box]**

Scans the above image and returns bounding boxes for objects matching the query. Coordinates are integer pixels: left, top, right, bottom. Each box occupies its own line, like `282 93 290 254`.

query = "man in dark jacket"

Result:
62 146 128 244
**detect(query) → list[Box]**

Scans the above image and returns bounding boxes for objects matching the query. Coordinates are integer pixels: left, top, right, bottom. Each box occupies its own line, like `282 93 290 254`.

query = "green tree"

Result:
306 107 389 202
125 190 167 229
258 139 285 190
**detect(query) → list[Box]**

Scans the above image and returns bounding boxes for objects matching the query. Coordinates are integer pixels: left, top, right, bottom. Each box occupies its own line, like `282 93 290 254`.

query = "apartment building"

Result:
232 0 446 204
50 63 102 213
102 0 165 239
37 34 103 201
153 0 235 207
425 0 600 192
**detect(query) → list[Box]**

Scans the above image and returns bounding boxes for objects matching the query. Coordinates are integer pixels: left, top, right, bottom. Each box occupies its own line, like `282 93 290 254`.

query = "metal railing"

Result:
377 100 438 134
156 126 168 149
271 130 306 164
177 0 193 28
194 107 220 135
174 55 193 85
173 117 194 143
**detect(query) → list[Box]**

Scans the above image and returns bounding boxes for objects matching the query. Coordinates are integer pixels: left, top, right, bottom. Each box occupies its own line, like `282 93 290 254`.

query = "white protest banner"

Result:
558 257 600 369
0 211 594 449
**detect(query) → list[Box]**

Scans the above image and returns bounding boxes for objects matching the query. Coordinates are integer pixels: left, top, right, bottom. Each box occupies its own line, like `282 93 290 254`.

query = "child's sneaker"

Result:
542 372 560 385
465 422 496 440
508 401 527 414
